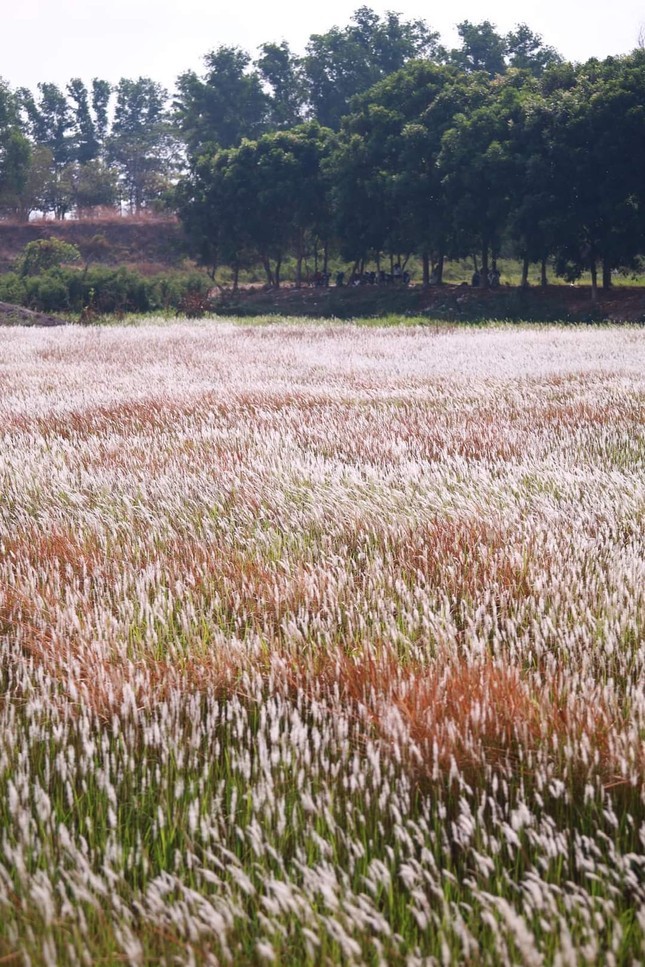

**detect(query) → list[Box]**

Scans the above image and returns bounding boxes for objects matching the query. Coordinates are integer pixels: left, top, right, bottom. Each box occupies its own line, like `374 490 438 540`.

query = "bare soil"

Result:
212 281 645 323
0 300 62 326
0 216 186 273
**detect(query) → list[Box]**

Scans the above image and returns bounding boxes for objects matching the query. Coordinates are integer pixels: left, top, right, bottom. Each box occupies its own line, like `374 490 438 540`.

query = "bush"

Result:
0 264 213 317
16 237 81 277
23 271 70 312
0 272 27 305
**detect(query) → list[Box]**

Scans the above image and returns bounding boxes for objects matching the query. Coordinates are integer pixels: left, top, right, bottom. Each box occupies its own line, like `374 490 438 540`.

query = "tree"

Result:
505 24 562 77
450 21 507 77
175 47 268 158
91 79 111 145
69 159 118 214
304 6 444 129
67 78 100 163
18 82 75 217
0 79 31 217
439 75 529 282
545 53 645 296
108 78 177 212
16 236 80 276
256 42 305 130
175 146 257 285
176 123 335 287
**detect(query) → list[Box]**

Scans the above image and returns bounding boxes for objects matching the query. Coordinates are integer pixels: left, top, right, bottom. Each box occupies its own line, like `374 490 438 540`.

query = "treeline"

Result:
1 9 644 294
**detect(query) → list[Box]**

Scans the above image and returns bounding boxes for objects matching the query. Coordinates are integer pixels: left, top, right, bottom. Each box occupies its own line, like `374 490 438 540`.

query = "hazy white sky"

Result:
3 0 644 94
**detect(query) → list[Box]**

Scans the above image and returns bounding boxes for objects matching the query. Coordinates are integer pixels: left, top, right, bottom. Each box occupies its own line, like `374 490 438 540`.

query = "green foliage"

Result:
0 80 32 216
177 122 337 287
1 12 643 292
16 236 81 276
107 77 177 213
304 6 444 129
175 47 269 157
0 261 211 316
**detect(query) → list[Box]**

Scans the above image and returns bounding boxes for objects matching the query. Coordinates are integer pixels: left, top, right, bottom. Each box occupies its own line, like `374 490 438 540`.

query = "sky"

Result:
3 0 644 95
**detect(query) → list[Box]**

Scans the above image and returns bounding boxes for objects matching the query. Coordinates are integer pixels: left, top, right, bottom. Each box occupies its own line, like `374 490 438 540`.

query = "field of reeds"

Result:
1 319 644 965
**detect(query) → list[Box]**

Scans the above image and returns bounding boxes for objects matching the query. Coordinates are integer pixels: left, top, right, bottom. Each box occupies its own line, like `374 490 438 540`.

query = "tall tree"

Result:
18 83 75 217
91 79 112 144
108 78 176 212
256 42 305 130
505 24 562 76
546 52 645 295
175 47 268 158
304 6 444 129
67 78 100 163
450 21 507 77
0 79 31 218
439 74 529 281
177 122 335 287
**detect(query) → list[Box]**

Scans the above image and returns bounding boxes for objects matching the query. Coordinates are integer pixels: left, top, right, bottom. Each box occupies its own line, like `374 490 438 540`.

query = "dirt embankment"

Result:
0 216 187 274
213 281 645 323
0 300 61 326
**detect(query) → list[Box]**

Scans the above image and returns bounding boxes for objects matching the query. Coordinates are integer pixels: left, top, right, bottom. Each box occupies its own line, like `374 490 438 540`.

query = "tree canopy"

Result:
0 10 643 295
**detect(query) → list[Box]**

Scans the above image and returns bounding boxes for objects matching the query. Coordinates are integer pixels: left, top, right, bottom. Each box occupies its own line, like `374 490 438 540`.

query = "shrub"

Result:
16 237 81 277
0 272 27 305
23 270 70 312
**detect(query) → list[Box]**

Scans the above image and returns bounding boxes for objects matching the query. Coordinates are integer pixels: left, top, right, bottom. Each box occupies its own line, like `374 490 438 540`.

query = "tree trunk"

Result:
602 256 612 290
480 243 489 288
275 257 282 289
262 257 274 287
433 253 444 285
296 255 303 288
540 257 548 287
521 255 529 288
422 251 430 287
322 240 329 277
232 264 239 291
590 258 598 301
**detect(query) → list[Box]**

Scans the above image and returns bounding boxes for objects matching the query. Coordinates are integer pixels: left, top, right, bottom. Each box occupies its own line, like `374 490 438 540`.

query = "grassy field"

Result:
1 319 644 965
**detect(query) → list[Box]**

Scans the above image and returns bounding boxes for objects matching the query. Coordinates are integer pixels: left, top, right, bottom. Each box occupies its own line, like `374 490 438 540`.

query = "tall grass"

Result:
0 320 644 964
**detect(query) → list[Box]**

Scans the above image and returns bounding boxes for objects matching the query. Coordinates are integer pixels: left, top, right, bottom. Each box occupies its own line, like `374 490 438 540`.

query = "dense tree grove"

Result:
1 8 644 291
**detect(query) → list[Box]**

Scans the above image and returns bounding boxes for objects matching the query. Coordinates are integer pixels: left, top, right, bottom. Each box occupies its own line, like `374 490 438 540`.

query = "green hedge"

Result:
0 267 212 316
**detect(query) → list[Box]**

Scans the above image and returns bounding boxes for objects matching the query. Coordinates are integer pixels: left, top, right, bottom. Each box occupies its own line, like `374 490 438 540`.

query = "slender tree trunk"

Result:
262 257 273 287
232 264 239 291
296 232 304 288
480 243 489 288
540 257 548 287
434 253 444 285
521 255 529 288
590 258 598 301
275 257 282 289
602 256 612 290
422 251 430 287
